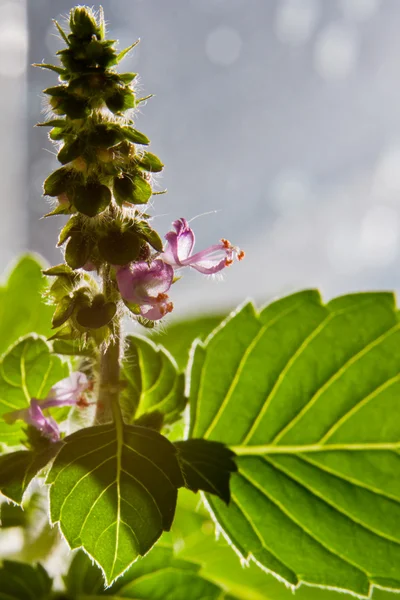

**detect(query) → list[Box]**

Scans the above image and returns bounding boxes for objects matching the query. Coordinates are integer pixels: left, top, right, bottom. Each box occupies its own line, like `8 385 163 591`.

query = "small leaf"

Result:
76 301 116 329
0 445 59 504
32 62 66 75
36 118 67 127
72 182 111 217
98 229 141 265
53 19 69 46
122 126 150 145
52 294 75 328
106 88 135 114
57 137 84 165
136 220 164 252
0 336 68 447
0 561 53 600
121 335 186 425
65 233 93 269
137 151 164 172
88 124 124 148
57 215 81 247
175 439 237 504
113 174 152 206
188 290 400 597
43 166 75 197
119 72 137 84
47 423 184 585
116 39 140 63
131 174 152 204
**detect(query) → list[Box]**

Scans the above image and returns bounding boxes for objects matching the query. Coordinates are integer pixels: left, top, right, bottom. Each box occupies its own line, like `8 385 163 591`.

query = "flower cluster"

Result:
4 372 90 442
115 218 244 321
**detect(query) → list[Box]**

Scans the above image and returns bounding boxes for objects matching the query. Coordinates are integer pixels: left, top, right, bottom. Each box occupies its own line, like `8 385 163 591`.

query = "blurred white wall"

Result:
0 0 28 270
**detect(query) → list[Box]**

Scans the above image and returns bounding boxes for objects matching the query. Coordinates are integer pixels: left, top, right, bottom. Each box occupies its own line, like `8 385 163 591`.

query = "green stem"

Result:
95 266 123 425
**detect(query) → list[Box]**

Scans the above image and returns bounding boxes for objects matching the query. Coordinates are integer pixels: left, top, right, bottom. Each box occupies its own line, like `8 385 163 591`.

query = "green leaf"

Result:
65 546 237 600
175 439 237 504
0 255 54 354
149 314 223 370
0 445 59 504
98 229 141 265
120 335 186 425
122 127 150 145
187 290 400 598
47 423 184 585
0 336 68 447
76 300 117 329
137 151 164 173
65 233 93 269
72 183 111 217
57 137 84 164
0 561 52 600
116 39 140 63
32 62 66 75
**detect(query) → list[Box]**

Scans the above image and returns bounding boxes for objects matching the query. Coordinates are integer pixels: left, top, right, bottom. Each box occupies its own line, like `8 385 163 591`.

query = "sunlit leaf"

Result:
0 256 54 354
0 336 68 447
121 335 186 425
47 423 184 585
187 290 400 598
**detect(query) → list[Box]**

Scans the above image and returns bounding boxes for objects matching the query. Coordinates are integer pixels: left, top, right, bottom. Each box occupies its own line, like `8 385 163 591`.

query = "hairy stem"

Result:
95 266 122 424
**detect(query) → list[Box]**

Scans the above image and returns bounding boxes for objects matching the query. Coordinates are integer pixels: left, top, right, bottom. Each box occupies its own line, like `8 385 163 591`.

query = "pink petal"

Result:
164 218 195 265
117 260 174 304
43 372 89 408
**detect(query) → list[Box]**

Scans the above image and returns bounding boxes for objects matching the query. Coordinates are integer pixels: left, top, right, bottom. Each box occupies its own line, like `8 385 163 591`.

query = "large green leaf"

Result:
65 546 238 599
0 560 52 600
47 423 184 585
149 315 223 370
187 290 400 598
0 336 68 447
0 255 53 354
121 335 186 425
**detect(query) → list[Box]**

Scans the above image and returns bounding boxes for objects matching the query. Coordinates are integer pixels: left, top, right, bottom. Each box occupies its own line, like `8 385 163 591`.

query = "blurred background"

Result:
2 0 400 320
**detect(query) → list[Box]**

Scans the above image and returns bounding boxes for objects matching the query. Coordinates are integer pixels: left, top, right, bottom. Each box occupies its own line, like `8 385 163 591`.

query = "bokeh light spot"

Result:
314 23 359 80
205 27 242 66
275 0 319 46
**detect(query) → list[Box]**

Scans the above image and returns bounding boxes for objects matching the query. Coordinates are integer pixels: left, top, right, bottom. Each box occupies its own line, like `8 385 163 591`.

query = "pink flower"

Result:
162 218 244 275
116 259 174 321
4 372 89 442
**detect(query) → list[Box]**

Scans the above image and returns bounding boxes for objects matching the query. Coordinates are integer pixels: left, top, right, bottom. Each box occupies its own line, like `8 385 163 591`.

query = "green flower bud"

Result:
69 7 100 40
